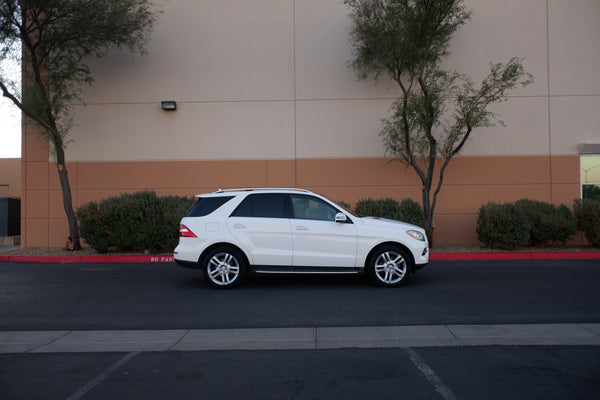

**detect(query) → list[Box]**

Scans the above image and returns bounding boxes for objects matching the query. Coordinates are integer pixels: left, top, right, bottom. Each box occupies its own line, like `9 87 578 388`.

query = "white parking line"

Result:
404 347 458 400
66 351 140 400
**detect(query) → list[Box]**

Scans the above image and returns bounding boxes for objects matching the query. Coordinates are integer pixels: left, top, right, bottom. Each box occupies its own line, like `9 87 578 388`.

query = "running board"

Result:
252 266 362 274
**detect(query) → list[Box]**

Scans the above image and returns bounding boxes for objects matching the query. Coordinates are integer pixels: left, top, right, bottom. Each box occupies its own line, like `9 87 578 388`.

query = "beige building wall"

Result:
21 0 600 247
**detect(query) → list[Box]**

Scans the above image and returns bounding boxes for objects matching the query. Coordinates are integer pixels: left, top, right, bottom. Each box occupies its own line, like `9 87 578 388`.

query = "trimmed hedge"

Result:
573 199 600 247
476 202 531 250
77 191 194 253
354 197 429 236
477 199 577 249
355 198 404 220
514 199 576 246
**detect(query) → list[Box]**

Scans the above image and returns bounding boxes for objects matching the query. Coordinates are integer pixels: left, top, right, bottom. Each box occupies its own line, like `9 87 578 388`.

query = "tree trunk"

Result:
422 186 435 246
55 149 81 250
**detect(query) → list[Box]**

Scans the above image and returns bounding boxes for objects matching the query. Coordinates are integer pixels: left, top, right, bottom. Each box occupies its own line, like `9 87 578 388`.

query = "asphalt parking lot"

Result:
1 259 599 330
1 259 599 399
2 346 599 400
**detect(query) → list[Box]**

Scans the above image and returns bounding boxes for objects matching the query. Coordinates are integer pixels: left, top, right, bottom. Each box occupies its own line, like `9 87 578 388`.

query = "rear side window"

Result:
231 194 290 218
186 196 234 217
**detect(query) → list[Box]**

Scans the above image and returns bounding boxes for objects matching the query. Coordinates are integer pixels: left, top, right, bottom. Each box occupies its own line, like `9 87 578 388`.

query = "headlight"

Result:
406 230 425 241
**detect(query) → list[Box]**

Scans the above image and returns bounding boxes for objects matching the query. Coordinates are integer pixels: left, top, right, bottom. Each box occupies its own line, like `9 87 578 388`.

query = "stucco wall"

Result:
63 0 600 162
0 158 21 198
20 0 600 247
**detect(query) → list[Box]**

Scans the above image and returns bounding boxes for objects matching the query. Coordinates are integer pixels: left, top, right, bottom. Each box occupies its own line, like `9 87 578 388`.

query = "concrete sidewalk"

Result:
2 323 599 353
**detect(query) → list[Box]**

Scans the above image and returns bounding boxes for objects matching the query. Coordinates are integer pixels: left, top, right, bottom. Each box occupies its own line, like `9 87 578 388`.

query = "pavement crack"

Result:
445 325 468 346
167 329 190 351
26 330 72 353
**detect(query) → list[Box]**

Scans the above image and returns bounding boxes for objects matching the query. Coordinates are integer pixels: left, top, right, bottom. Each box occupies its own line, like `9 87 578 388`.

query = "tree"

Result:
0 0 158 249
345 0 533 243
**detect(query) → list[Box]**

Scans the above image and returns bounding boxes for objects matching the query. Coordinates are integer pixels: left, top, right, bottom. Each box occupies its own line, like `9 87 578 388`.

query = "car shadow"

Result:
174 268 433 290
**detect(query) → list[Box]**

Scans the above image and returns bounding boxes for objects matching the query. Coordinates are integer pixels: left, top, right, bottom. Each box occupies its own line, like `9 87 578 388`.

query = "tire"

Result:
202 246 247 289
367 246 412 287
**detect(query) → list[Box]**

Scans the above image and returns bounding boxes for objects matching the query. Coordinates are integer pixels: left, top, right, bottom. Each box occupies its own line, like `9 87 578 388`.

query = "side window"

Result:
581 155 600 200
291 195 338 221
231 194 289 218
186 196 234 217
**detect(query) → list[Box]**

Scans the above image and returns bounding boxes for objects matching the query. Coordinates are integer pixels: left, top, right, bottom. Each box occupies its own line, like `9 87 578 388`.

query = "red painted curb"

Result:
1 253 599 263
0 255 175 263
430 252 600 261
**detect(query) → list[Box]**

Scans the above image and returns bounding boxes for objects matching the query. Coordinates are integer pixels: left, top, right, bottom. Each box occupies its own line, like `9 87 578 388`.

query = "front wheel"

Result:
367 246 412 287
202 247 246 289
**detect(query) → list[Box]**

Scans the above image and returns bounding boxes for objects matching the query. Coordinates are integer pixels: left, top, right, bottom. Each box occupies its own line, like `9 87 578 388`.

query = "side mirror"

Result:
335 212 347 223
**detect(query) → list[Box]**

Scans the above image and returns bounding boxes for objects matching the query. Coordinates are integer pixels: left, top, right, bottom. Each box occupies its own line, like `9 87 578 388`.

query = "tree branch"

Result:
0 80 53 134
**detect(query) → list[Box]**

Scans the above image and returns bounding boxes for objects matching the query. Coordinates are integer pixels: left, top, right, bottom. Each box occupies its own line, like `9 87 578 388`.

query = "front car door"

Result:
289 194 357 267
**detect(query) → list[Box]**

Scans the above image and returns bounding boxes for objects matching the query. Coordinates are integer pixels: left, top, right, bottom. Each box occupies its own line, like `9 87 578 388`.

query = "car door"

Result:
289 194 358 267
227 193 293 266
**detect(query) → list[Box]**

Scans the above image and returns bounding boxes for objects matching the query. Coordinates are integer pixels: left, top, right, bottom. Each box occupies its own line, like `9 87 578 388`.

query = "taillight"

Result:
179 224 197 238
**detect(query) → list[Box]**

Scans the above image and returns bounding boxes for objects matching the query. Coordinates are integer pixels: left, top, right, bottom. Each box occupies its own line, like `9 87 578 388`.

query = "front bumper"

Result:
414 261 428 271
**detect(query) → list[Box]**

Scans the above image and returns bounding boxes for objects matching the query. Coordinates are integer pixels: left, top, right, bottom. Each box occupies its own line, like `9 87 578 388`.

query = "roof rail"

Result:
213 188 311 194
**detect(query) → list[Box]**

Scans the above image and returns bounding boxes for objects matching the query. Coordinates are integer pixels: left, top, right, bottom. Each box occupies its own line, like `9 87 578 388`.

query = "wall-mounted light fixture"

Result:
161 100 177 111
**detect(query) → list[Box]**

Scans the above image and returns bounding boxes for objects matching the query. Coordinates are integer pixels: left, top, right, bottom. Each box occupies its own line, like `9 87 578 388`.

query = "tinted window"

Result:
232 196 253 217
581 155 600 200
291 195 338 221
231 194 289 218
186 196 234 217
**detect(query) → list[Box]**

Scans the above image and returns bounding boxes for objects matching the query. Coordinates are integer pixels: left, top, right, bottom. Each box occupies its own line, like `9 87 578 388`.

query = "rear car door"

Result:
227 193 293 266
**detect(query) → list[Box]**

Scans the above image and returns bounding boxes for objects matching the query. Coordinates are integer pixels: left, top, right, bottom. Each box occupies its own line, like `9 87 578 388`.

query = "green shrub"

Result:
476 202 531 250
159 195 195 250
354 197 429 236
77 191 194 253
398 198 428 230
335 200 352 211
514 199 576 246
355 198 403 220
77 201 111 253
573 199 600 247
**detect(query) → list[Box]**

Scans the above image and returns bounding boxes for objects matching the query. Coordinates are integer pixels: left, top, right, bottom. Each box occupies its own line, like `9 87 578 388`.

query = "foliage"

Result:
355 198 404 220
476 202 531 250
335 200 352 211
0 0 158 135
573 199 600 247
345 0 532 243
77 191 193 254
514 199 576 246
398 198 429 235
0 0 159 249
355 197 429 236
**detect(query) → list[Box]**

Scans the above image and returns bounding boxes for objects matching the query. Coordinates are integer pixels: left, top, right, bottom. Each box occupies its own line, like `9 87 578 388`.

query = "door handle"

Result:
296 226 309 231
233 223 246 229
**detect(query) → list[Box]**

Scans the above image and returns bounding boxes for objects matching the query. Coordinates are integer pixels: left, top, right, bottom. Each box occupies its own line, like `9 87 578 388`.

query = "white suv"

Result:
174 188 429 288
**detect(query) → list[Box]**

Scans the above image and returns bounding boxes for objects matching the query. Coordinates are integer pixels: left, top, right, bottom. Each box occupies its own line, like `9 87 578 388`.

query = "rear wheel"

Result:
368 246 412 287
202 246 246 289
